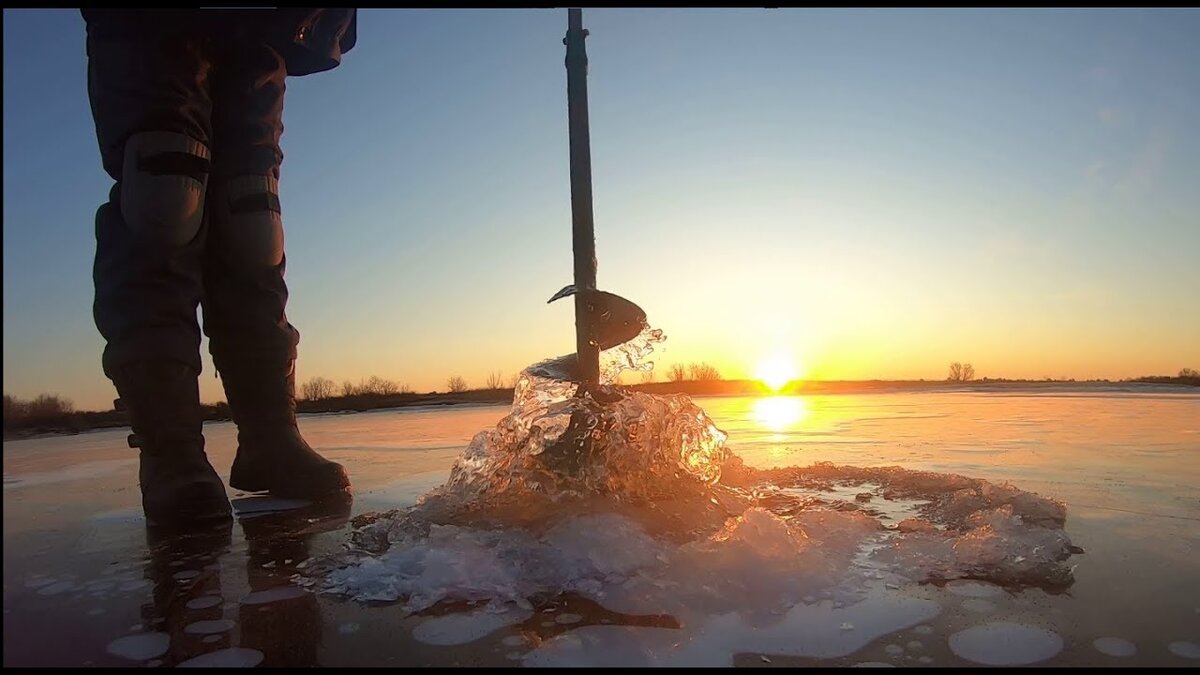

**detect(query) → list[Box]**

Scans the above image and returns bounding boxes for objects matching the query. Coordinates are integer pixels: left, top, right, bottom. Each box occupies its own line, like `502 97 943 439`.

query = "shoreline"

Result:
4 378 1196 443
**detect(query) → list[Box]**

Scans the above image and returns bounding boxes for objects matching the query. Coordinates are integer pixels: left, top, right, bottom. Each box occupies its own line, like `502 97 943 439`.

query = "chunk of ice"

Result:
949 622 1063 665
105 633 169 660
177 648 264 668
1093 637 1136 657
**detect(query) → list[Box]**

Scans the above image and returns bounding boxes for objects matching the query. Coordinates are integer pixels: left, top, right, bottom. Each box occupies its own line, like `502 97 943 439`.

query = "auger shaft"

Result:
564 7 600 386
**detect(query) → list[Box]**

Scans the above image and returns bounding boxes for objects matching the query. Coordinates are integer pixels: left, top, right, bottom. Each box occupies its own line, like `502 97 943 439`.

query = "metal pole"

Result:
564 7 600 387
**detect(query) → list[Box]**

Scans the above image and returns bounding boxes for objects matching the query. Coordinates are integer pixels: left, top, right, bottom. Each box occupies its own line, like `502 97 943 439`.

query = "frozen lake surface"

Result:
4 390 1198 667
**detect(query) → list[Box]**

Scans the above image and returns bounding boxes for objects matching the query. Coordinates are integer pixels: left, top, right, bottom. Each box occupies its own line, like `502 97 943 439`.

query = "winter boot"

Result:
220 358 350 498
113 361 232 527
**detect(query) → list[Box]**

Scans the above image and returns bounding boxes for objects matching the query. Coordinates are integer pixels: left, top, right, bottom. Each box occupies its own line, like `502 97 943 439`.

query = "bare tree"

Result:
948 362 964 381
688 362 721 381
4 393 72 426
4 394 17 415
509 372 522 388
641 369 656 384
447 375 469 393
24 394 73 421
3 394 26 425
341 380 359 397
668 364 687 382
485 371 505 389
362 375 403 396
1181 368 1199 378
300 376 336 401
948 362 975 382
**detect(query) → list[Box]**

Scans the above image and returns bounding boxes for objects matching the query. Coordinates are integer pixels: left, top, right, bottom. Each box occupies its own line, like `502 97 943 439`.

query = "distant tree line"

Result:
666 362 722 382
1129 368 1200 386
299 371 528 401
4 393 74 427
301 375 412 401
7 362 1197 440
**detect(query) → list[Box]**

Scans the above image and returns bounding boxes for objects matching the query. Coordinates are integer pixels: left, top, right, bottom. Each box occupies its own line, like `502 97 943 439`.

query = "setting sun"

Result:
755 354 800 391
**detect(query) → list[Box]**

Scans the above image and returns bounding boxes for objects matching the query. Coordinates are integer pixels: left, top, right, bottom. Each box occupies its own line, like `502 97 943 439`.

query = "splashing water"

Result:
305 324 1078 640
444 383 730 502
440 326 729 507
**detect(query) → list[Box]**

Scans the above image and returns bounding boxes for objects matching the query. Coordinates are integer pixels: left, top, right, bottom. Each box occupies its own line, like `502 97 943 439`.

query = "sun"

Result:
755 354 799 391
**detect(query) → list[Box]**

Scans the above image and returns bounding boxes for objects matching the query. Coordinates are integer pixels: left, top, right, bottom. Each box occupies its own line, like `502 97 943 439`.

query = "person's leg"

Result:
201 31 349 498
87 18 231 526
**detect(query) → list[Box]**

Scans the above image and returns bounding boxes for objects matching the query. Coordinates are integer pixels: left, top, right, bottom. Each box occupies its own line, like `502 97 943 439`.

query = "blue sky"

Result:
4 8 1199 410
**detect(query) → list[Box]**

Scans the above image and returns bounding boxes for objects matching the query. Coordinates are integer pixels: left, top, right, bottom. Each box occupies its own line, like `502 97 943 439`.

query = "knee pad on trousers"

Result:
214 175 284 268
120 131 211 248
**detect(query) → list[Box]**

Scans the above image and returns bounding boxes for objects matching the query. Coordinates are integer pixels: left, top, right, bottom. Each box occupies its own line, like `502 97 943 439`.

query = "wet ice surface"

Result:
240 586 308 605
183 619 235 635
2 458 137 490
944 580 1004 598
231 496 310 517
525 592 940 667
4 366 1199 667
961 598 996 613
300 336 1089 666
1169 641 1200 659
177 648 265 668
412 608 533 646
105 633 169 660
1094 636 1138 657
184 596 222 610
948 622 1064 665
